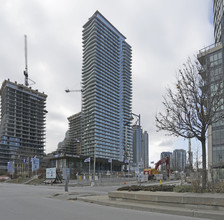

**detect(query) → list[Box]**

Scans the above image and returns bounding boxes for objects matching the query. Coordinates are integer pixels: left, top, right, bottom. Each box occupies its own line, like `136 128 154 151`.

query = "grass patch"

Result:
25 178 45 185
7 176 30 184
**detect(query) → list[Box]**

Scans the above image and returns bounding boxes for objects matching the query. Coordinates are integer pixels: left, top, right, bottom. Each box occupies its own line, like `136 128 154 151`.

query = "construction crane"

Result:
65 88 83 112
65 89 82 93
23 35 35 87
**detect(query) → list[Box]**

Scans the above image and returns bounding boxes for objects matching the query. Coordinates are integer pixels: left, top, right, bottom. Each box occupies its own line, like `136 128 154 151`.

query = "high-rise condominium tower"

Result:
81 11 132 162
0 80 47 172
132 125 142 170
213 0 224 43
172 149 186 172
142 131 149 169
196 1 224 180
133 126 149 170
57 112 82 155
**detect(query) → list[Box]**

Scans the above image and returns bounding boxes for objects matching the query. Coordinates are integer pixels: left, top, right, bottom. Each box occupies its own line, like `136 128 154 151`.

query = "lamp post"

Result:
124 122 130 172
93 138 102 185
93 144 96 183
130 113 141 173
110 159 112 174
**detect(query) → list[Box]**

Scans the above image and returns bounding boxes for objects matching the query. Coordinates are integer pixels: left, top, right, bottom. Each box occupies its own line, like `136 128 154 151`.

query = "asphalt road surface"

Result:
0 183 210 220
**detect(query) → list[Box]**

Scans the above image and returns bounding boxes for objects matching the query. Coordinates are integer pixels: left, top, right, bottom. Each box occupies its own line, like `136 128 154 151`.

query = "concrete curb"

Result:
108 191 224 210
77 195 224 220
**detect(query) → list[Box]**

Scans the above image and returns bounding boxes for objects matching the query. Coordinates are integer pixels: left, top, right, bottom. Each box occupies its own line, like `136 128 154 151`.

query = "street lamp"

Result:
129 112 141 174
93 143 96 183
93 138 103 184
124 122 130 172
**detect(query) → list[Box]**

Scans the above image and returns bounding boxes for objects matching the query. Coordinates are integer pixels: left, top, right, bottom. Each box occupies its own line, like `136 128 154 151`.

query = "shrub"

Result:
214 181 224 193
117 185 175 192
173 185 193 193
191 178 203 193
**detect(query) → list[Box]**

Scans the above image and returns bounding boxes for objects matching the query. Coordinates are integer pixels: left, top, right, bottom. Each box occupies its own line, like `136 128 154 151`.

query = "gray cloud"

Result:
158 140 174 148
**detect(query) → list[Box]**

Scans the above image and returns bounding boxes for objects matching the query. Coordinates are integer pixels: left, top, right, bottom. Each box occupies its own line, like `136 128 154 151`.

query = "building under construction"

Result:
57 112 82 155
0 79 47 173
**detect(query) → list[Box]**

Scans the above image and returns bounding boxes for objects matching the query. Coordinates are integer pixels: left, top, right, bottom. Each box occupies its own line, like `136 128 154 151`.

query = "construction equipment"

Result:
23 35 35 86
155 156 170 177
144 157 170 180
65 89 82 93
143 168 160 180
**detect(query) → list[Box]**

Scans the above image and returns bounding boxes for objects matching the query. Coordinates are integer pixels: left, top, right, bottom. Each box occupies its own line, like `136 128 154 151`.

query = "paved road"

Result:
0 183 209 220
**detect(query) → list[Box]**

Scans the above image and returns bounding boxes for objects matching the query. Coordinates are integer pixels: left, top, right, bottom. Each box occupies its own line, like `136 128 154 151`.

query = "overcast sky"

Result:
0 0 214 163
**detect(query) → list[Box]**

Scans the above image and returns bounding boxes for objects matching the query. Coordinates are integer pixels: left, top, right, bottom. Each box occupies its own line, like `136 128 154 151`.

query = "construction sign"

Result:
32 158 39 172
7 161 15 174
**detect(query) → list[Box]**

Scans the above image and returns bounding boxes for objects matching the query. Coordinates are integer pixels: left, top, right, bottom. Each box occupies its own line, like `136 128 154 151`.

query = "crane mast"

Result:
24 35 28 86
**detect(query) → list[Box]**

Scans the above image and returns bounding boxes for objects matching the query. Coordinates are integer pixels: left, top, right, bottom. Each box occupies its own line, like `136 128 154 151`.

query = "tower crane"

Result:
65 89 83 93
23 35 35 87
65 88 83 112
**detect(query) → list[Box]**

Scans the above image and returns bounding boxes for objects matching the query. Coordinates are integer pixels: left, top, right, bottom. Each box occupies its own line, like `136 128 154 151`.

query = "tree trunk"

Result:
201 138 207 189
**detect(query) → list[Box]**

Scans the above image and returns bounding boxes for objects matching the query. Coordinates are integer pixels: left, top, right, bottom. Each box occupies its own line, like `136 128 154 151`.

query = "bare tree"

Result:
156 58 224 189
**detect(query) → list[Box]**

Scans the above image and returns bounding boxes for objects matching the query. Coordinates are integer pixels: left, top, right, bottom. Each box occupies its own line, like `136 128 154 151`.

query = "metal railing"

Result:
199 42 222 54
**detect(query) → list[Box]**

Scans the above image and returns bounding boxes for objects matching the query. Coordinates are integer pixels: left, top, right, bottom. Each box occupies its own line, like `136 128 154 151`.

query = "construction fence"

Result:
69 173 138 186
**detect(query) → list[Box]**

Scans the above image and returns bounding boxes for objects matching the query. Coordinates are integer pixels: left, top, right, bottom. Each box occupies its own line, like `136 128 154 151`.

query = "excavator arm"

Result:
155 157 170 176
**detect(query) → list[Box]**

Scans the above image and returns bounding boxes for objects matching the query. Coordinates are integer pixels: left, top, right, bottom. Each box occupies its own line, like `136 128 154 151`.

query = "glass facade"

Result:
81 11 132 162
196 1 224 180
198 43 224 179
207 49 224 166
142 131 149 168
213 0 224 43
172 149 186 172
132 125 142 168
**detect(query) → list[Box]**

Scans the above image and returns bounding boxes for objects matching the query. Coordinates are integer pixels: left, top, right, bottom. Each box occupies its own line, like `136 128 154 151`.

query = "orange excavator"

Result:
155 156 170 176
144 157 170 180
